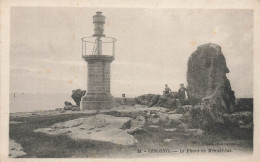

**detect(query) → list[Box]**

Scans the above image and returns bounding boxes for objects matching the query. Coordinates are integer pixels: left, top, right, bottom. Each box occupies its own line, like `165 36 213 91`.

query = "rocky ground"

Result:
9 103 253 158
34 114 138 146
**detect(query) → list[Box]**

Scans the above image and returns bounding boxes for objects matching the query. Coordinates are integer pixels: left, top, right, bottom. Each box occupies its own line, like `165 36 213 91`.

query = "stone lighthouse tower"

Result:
80 12 116 110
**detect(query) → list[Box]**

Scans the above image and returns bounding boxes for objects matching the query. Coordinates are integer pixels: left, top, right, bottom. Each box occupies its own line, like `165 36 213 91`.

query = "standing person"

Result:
121 93 127 105
163 84 171 94
178 83 188 105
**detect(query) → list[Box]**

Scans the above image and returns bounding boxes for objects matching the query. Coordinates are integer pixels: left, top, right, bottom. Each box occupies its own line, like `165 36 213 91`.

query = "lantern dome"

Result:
93 12 106 37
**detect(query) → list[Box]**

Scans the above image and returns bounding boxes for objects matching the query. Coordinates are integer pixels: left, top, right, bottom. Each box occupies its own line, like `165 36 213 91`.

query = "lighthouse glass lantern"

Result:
80 12 116 110
93 11 105 37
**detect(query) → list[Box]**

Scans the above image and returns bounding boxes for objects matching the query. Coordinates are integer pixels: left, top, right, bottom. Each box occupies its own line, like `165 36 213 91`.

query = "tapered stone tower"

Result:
80 12 116 110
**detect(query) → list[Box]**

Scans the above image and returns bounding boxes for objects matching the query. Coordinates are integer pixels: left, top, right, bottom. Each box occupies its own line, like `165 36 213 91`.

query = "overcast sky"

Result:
10 8 253 98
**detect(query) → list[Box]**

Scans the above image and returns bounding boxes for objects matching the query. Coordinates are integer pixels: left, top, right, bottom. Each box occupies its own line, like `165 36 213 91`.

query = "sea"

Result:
9 93 75 113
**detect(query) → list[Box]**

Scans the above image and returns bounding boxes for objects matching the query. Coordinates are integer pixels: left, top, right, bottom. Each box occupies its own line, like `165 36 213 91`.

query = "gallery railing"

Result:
81 36 116 60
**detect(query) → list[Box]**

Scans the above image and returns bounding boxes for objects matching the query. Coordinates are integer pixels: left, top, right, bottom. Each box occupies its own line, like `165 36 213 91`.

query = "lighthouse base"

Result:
80 92 116 110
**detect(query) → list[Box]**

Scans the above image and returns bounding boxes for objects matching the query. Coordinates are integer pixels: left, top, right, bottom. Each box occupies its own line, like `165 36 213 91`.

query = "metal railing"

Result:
81 36 116 60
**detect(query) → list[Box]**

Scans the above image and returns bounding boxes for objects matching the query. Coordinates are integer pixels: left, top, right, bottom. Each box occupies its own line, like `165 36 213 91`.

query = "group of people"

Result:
121 83 189 106
164 83 188 105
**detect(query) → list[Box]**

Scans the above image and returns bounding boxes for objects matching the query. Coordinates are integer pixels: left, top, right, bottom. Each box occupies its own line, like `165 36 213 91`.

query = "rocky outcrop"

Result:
163 92 179 99
71 89 86 106
134 94 158 106
64 101 73 110
125 115 146 134
223 111 253 129
235 98 253 112
63 101 80 111
188 107 253 132
187 43 236 126
188 104 215 129
145 109 184 128
134 92 180 109
148 95 161 107
175 105 193 114
34 115 138 146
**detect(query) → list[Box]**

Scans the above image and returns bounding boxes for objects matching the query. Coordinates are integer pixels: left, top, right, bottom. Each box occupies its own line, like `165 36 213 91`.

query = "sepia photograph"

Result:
4 6 256 159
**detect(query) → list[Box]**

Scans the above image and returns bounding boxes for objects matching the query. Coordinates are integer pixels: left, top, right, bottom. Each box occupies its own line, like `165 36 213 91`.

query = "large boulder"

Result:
134 92 180 109
134 94 159 106
148 95 160 107
34 115 138 146
64 101 73 110
71 89 86 106
166 114 183 126
125 115 146 134
187 43 236 126
155 96 170 107
162 92 179 99
156 98 180 109
64 101 72 106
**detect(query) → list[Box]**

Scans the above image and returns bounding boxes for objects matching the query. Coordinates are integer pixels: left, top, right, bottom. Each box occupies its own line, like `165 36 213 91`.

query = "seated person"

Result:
163 84 171 94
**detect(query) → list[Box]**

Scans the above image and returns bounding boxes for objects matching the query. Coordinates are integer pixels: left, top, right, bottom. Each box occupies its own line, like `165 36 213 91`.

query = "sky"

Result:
10 8 253 98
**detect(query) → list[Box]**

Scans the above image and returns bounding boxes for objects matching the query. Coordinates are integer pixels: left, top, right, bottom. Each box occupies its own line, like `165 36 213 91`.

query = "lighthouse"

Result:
80 12 116 110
